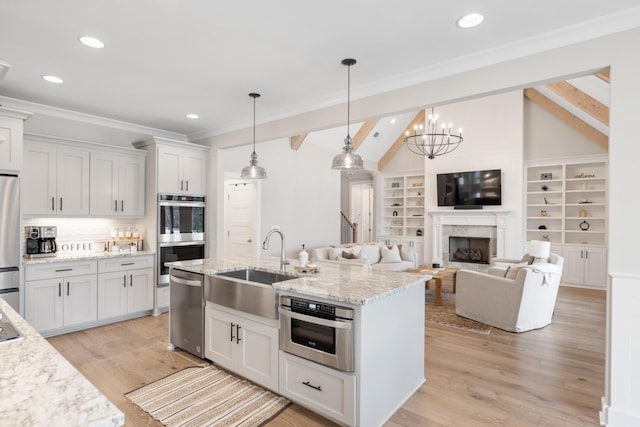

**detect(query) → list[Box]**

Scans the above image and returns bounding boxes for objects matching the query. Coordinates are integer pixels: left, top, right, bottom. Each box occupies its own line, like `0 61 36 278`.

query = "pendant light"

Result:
331 58 364 170
240 92 267 179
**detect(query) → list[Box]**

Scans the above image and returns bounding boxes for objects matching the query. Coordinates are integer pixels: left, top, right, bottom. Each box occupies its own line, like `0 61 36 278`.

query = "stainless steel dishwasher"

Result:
169 268 204 358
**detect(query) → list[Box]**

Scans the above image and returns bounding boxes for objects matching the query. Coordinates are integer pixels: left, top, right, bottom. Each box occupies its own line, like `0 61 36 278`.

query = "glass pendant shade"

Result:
241 151 267 179
240 92 267 179
331 136 364 169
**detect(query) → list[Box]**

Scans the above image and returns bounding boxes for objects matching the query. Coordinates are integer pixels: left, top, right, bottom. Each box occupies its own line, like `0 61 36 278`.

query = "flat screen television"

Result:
437 169 502 208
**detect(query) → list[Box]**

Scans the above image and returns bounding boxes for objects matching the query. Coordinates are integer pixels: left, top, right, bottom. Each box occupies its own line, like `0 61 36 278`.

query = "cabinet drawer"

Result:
25 260 98 281
98 255 154 273
279 352 355 426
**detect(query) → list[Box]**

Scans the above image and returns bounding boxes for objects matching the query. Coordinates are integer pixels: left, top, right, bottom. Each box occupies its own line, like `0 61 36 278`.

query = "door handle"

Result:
186 180 189 192
52 197 55 211
67 282 70 296
121 200 124 212
230 322 235 342
123 275 127 288
181 180 184 191
115 200 118 212
302 381 322 392
585 250 589 260
236 324 241 344
59 197 63 211
130 274 133 287
58 282 61 297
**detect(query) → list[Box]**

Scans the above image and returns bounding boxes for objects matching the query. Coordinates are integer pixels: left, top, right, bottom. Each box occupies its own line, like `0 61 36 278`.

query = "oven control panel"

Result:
282 296 353 320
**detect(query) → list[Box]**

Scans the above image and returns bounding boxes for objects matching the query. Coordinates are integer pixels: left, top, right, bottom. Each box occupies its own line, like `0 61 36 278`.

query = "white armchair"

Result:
455 257 564 332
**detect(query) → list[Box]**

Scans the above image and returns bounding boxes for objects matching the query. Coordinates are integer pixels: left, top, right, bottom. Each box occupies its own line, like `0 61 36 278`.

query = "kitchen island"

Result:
0 298 124 426
167 256 428 427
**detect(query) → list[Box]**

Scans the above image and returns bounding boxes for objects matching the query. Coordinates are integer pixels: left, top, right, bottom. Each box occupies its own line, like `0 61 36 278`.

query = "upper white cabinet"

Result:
157 144 207 195
23 139 90 215
90 150 145 217
0 107 31 173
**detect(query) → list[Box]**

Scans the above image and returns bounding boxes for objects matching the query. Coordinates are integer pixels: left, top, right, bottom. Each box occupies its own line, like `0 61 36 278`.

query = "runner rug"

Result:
426 288 492 335
125 365 290 427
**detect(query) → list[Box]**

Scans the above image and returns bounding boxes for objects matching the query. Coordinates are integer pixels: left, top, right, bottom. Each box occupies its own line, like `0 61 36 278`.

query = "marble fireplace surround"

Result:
430 210 512 267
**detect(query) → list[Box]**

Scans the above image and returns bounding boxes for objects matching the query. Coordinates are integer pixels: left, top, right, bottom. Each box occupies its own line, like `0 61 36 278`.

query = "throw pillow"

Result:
361 244 381 264
520 254 534 265
329 247 343 260
380 244 402 263
342 250 358 259
505 264 530 280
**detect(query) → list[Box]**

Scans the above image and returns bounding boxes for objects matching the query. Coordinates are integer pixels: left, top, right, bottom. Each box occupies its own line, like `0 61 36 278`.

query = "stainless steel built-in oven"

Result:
157 194 205 286
279 296 355 372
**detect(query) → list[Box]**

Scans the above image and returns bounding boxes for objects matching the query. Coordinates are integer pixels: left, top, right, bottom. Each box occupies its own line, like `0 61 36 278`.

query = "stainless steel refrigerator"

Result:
0 174 20 313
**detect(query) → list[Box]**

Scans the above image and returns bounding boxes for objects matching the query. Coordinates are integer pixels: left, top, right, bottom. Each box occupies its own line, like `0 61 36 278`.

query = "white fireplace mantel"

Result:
429 210 513 264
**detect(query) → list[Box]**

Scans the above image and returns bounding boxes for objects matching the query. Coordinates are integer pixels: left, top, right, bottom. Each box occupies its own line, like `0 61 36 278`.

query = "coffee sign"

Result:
57 241 95 253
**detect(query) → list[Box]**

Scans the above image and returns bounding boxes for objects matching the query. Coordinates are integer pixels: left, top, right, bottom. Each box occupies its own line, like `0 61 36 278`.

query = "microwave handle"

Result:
278 308 353 330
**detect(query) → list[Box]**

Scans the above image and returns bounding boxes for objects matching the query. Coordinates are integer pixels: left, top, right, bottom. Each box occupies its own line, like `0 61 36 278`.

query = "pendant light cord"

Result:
347 62 350 138
252 95 256 154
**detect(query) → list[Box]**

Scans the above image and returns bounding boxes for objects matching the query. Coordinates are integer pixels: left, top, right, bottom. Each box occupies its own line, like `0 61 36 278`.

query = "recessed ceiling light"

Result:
456 13 485 29
390 117 397 124
42 75 63 84
79 36 105 49
186 113 199 119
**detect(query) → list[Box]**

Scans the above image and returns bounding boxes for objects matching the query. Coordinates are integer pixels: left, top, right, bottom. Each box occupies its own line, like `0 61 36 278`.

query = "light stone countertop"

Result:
0 298 125 427
22 250 155 264
166 256 429 306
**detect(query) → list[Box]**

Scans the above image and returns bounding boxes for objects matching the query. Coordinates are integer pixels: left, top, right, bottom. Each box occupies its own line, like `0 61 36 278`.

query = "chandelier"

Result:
404 108 463 159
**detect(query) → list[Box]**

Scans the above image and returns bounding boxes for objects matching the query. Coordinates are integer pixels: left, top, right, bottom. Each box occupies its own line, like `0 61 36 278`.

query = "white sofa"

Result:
311 242 416 272
455 256 564 332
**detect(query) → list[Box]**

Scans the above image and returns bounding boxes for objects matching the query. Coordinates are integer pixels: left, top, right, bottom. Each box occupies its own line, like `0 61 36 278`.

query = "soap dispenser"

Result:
298 244 308 267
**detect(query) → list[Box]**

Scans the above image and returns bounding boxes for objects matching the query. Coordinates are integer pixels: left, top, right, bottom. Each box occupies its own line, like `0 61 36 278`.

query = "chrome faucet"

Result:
262 228 290 271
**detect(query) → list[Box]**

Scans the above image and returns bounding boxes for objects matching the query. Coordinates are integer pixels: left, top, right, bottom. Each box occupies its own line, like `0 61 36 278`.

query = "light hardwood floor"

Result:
48 285 605 426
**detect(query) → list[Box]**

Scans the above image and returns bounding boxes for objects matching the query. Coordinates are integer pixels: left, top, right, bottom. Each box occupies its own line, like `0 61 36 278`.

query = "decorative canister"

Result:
579 208 588 217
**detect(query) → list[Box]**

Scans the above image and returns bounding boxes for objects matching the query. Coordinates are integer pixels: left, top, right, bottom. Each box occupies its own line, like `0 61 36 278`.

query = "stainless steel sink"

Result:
206 268 298 319
214 268 297 285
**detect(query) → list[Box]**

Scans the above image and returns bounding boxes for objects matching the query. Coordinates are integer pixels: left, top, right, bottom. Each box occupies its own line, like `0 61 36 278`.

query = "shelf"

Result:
380 173 425 239
565 230 605 234
526 229 562 233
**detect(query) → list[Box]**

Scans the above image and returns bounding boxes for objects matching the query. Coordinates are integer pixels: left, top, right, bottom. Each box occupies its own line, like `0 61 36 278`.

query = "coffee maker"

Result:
25 226 57 258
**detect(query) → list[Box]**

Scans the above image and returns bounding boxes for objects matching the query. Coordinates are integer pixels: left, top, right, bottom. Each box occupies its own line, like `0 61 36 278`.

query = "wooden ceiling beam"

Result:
546 81 609 125
377 110 425 171
524 88 608 150
351 119 379 151
595 69 610 83
290 133 308 151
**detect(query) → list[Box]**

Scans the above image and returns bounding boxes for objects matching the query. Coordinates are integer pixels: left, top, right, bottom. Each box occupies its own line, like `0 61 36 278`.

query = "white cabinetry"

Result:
279 352 356 426
562 246 607 289
157 144 207 195
23 139 90 215
0 107 31 173
25 260 98 334
97 255 154 319
205 303 279 391
90 150 145 217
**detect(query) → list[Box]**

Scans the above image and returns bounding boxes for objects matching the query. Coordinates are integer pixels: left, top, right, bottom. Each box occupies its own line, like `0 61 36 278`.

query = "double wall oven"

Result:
157 194 205 286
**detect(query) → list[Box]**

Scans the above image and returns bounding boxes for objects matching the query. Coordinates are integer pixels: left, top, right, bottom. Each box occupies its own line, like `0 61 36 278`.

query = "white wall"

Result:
380 142 424 173
217 138 341 258
524 98 607 160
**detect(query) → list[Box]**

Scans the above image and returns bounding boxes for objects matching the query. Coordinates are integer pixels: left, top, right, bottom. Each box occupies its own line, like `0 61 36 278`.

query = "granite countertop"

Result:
23 250 155 264
0 298 124 426
166 256 429 306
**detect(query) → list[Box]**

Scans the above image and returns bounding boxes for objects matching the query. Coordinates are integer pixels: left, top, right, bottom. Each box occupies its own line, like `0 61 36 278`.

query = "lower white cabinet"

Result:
25 274 98 333
205 304 279 392
279 351 356 426
562 245 607 288
97 255 154 319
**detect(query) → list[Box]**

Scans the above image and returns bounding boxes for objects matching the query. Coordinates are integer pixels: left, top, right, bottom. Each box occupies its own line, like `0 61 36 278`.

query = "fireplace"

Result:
449 236 490 264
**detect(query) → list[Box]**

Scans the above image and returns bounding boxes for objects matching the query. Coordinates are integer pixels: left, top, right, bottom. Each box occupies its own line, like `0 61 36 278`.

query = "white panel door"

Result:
238 317 279 391
90 152 119 216
183 149 206 195
127 268 154 313
25 278 64 332
225 182 257 257
157 145 183 193
63 274 97 327
562 246 585 285
22 141 57 215
56 147 90 215
119 155 145 216
97 271 128 319
584 247 607 288
204 306 235 368
0 116 22 172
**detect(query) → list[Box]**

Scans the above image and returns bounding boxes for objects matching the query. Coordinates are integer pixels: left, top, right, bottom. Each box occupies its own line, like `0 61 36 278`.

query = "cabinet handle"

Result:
236 324 241 344
121 200 124 212
302 381 322 392
60 197 63 211
67 282 70 296
58 282 61 297
181 180 184 191
123 275 127 288
55 268 73 272
51 197 55 211
580 250 584 259
130 274 133 287
585 250 589 260
186 180 189 192
121 262 135 266
115 200 118 212
230 322 235 342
